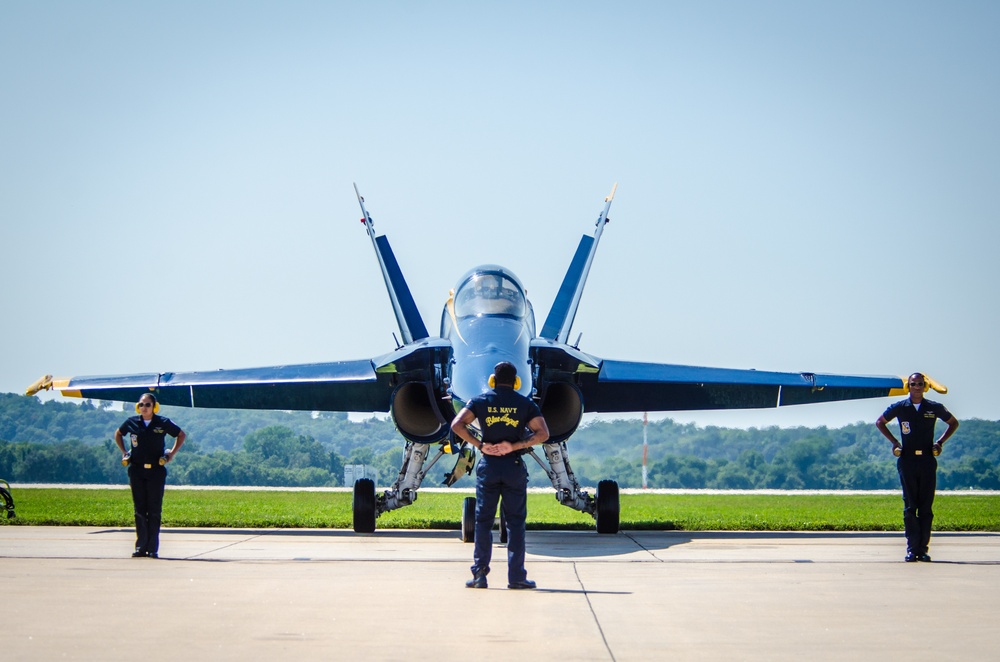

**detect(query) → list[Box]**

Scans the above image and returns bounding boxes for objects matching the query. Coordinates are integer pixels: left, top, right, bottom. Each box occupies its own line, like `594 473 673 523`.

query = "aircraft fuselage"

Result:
442 264 535 413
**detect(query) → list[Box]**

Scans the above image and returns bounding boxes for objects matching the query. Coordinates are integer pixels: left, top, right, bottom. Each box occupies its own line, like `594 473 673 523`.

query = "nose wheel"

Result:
460 496 509 543
461 496 475 542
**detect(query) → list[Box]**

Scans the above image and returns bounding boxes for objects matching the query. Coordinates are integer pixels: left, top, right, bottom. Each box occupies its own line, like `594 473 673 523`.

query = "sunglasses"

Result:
908 383 925 388
138 402 154 408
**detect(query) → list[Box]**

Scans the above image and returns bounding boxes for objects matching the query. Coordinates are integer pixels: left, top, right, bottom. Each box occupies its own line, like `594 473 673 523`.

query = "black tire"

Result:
0 486 14 519
353 478 377 533
595 479 620 534
461 496 476 542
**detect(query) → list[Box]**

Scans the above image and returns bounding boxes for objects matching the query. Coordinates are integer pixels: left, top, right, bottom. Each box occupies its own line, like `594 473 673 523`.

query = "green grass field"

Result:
3 488 999 531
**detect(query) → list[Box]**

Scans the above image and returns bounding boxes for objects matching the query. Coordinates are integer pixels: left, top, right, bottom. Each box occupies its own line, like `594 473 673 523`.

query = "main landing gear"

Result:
352 439 474 533
353 438 620 537
525 441 620 535
0 479 16 519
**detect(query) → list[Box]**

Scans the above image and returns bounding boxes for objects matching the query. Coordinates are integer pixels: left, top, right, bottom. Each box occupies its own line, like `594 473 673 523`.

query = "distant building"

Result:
344 464 378 487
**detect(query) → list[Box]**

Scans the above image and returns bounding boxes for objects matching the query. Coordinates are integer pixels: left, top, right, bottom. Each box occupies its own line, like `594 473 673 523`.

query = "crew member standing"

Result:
450 361 549 589
876 372 959 562
114 393 185 558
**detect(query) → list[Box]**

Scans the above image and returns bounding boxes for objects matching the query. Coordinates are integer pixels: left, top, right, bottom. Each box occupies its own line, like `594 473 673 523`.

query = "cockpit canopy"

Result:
441 265 536 340
454 268 527 318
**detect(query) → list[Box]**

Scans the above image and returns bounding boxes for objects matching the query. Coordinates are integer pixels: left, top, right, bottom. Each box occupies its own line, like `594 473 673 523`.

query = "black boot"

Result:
466 570 488 589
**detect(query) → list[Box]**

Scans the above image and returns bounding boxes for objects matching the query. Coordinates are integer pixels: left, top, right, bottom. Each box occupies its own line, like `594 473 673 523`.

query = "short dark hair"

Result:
139 393 158 404
493 361 517 386
908 372 925 385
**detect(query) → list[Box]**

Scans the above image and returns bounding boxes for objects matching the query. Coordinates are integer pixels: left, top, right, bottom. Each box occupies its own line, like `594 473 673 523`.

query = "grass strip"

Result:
3 488 999 531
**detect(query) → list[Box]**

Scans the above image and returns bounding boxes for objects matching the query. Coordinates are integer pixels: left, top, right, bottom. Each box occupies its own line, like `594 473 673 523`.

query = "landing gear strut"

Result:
352 438 475 533
525 441 620 534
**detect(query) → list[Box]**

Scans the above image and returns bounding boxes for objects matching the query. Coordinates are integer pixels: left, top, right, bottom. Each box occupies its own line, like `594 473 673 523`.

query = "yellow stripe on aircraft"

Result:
25 375 82 399
446 288 467 345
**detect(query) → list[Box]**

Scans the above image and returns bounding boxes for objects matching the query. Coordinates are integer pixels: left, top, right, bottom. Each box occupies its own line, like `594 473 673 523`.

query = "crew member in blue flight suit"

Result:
114 393 186 558
876 373 959 562
450 361 550 589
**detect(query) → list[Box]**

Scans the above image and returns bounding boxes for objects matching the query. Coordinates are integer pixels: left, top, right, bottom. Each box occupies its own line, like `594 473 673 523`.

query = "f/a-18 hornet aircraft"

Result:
28 184 943 538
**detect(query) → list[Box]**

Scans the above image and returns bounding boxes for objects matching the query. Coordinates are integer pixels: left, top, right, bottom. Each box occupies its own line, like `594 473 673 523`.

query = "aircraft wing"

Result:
576 359 906 412
27 339 451 412
531 340 907 413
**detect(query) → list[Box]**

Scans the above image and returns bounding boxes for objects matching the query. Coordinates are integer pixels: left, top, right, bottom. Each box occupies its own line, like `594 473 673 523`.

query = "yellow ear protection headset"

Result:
488 362 522 390
488 374 522 390
136 394 160 414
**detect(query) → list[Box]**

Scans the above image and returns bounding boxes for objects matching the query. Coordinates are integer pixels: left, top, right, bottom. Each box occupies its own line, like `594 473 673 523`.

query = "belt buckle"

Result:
914 450 923 456
143 463 153 469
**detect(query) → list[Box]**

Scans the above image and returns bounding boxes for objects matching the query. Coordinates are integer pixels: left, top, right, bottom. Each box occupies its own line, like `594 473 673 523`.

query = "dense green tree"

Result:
4 392 999 489
714 463 753 489
346 446 376 465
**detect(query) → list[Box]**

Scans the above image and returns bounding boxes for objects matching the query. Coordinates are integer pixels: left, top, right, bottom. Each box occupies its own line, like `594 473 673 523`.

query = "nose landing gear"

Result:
460 496 509 544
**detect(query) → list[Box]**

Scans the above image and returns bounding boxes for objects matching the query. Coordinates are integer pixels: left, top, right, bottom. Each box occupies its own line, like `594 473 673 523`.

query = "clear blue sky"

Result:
2 1 997 429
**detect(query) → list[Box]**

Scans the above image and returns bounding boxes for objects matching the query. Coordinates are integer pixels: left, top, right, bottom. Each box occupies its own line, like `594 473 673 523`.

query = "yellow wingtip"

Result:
926 375 948 395
25 375 81 398
25 374 53 396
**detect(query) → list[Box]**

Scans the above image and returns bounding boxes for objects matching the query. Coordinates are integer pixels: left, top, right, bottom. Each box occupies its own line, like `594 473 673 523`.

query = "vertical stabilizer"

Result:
355 184 429 344
540 184 617 342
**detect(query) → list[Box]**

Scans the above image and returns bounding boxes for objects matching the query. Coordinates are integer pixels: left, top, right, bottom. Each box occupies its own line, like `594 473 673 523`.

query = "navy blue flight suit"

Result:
466 387 543 585
118 414 182 556
881 398 953 557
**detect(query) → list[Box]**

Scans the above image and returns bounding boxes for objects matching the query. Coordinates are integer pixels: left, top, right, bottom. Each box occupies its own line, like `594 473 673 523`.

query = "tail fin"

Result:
355 184 429 344
540 184 617 342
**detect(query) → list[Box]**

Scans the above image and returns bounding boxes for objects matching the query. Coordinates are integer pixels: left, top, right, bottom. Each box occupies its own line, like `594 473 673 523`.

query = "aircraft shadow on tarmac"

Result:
91 528 1000 565
528 530 1000 562
94 526 690 558
523 530 910 559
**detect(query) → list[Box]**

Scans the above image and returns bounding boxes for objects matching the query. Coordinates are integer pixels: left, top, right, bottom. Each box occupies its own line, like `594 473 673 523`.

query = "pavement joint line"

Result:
572 561 617 662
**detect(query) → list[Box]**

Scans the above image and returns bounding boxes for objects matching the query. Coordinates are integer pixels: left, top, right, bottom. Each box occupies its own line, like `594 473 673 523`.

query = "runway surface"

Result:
2 526 998 661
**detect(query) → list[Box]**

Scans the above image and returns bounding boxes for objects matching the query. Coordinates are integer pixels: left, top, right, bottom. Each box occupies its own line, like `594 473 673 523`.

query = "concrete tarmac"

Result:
2 526 998 661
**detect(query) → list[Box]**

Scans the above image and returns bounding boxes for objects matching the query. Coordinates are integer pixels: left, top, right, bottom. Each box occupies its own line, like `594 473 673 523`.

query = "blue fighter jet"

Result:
27 184 937 536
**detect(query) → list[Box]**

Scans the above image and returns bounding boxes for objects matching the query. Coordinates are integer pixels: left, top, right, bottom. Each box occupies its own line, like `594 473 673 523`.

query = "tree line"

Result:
1 393 998 489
